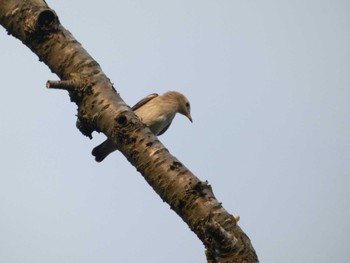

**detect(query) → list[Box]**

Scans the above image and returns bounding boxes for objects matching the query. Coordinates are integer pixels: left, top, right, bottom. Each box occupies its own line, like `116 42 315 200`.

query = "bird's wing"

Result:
132 93 159 111
157 122 171 136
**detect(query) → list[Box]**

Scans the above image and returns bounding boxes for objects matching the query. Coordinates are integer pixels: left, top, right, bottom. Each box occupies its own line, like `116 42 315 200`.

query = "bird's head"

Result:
181 99 193 123
164 91 193 123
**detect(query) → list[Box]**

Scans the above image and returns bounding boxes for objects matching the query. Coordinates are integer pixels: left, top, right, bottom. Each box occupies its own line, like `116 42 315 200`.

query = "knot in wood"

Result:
115 114 127 125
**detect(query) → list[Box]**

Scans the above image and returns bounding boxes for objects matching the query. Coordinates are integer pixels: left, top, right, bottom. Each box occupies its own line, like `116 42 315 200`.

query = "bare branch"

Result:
0 0 258 261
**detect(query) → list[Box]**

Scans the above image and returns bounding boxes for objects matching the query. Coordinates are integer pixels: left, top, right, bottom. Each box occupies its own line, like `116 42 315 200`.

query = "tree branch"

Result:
0 0 258 261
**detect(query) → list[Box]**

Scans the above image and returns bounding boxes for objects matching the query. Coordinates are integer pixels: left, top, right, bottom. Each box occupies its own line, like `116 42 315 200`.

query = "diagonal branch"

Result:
0 0 258 262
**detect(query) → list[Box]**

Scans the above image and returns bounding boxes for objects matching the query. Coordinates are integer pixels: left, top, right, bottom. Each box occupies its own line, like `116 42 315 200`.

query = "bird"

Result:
92 91 192 162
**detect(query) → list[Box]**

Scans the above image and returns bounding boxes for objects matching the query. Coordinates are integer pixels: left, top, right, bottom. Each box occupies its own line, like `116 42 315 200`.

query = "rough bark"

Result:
0 0 258 262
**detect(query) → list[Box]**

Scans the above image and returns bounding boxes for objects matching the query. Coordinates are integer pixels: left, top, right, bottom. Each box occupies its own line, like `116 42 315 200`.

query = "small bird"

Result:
92 91 192 162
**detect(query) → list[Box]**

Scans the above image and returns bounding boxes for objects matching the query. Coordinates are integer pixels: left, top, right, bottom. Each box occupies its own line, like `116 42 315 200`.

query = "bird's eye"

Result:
186 102 190 108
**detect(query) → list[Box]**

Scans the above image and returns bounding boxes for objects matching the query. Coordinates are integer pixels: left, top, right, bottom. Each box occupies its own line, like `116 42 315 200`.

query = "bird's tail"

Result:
92 139 117 162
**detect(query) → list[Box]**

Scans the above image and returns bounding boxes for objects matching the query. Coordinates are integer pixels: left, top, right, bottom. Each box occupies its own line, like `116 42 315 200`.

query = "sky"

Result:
1 0 349 262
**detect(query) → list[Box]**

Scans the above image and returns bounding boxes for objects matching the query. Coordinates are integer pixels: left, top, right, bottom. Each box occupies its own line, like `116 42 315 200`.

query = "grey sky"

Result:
1 1 349 262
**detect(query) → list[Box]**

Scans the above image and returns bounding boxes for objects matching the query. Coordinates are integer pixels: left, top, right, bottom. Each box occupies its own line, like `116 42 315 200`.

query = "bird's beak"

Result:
187 113 193 123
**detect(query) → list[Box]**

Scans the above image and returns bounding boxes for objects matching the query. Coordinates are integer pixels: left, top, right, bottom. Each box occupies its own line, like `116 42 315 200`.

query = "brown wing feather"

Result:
132 93 159 111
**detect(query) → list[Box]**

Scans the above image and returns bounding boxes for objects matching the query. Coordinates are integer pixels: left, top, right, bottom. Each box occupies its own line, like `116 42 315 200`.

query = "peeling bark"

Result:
0 0 258 262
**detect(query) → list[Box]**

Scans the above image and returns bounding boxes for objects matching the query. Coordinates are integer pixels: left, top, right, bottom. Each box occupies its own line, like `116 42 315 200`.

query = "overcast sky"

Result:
1 1 349 262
